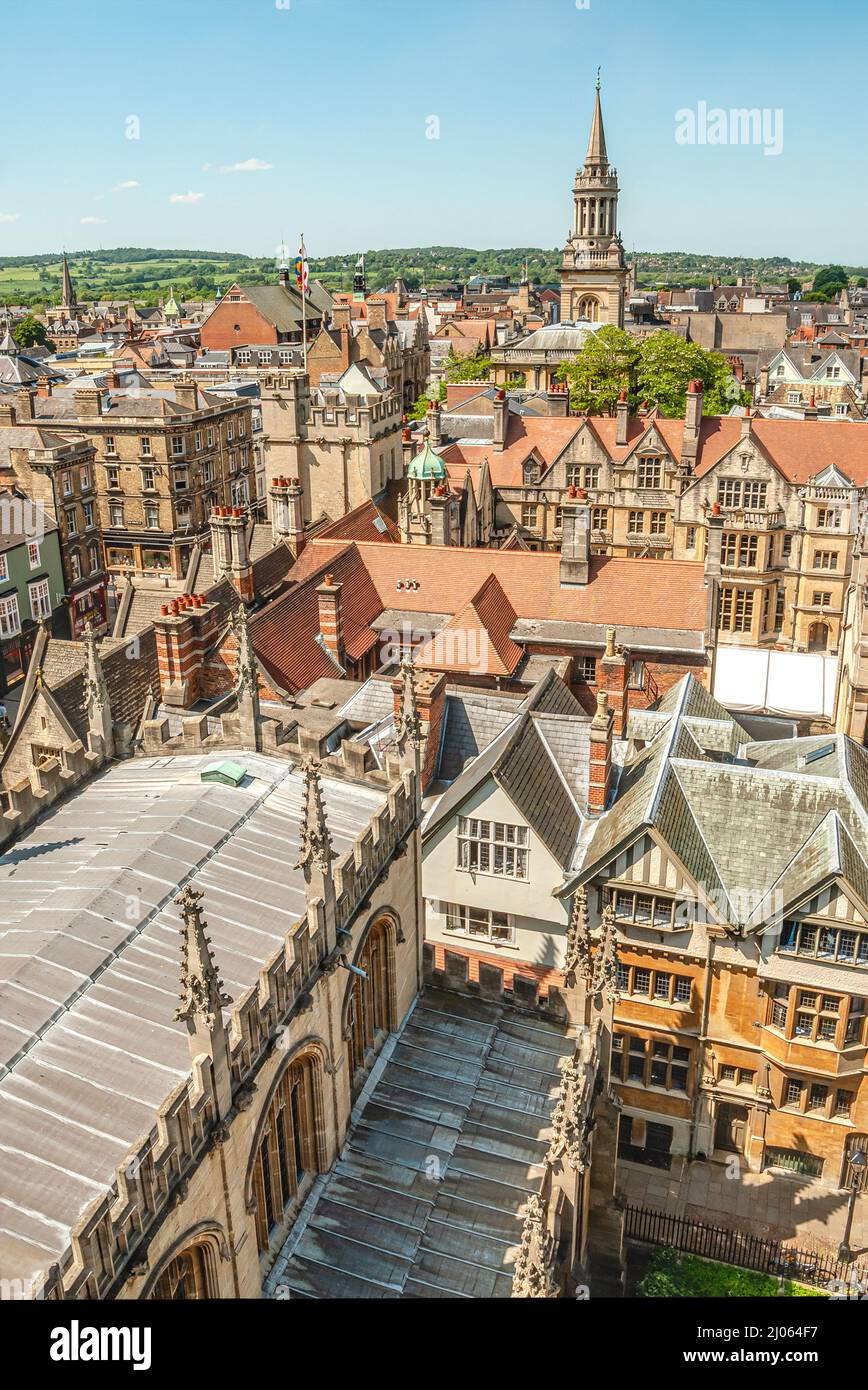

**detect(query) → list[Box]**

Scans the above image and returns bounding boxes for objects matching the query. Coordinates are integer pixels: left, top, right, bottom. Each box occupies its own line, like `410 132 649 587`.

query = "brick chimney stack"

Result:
154 595 219 707
210 506 254 602
588 690 614 816
14 387 35 422
429 483 452 546
317 574 344 667
174 378 200 412
615 389 629 448
596 626 629 738
74 388 103 419
392 668 447 790
366 299 388 331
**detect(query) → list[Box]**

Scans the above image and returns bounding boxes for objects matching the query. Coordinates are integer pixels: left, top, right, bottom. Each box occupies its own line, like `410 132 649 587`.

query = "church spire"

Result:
60 253 76 311
584 72 608 170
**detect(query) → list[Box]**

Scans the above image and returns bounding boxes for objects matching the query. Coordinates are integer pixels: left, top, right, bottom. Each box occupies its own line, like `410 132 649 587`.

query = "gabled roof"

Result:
423 671 590 867
567 677 868 932
413 573 523 677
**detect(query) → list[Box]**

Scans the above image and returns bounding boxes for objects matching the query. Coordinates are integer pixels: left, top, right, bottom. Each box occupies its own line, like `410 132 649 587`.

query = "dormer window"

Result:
524 461 540 485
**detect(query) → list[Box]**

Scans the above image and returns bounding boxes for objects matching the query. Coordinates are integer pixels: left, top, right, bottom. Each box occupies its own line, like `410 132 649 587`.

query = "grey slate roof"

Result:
569 676 868 931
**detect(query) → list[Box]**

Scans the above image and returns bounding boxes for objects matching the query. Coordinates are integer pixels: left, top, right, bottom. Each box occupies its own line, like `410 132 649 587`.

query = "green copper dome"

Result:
407 437 447 481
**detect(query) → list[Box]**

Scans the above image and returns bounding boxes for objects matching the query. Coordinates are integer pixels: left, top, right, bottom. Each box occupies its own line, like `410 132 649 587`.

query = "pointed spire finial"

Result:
174 886 231 1031
590 898 621 1004
585 74 608 169
563 886 593 988
295 757 336 876
394 657 422 752
230 604 258 700
511 1193 559 1299
83 620 109 716
596 65 601 91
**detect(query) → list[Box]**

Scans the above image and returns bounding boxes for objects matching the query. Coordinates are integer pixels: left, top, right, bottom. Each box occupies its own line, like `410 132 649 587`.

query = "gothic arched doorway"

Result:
346 917 397 1093
808 622 830 653
250 1051 324 1256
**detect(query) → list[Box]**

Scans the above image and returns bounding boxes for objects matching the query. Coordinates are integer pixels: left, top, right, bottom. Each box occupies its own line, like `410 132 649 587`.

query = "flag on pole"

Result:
295 239 309 296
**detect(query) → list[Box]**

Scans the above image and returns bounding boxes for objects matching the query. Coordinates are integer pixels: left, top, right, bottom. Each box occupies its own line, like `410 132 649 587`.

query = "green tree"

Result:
558 325 641 414
443 351 492 384
786 278 802 295
406 383 446 420
12 313 52 350
857 277 867 289
637 332 750 416
812 265 848 298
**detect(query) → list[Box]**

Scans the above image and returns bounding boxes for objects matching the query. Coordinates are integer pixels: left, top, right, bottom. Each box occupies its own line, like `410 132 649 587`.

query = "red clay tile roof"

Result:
295 539 707 633
249 543 381 693
441 410 868 487
316 498 400 544
413 573 523 676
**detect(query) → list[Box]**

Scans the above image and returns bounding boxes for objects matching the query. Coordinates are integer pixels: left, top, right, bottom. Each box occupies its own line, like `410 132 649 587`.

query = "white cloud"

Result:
111 179 140 191
0 212 20 224
80 216 106 225
169 191 205 204
218 157 273 174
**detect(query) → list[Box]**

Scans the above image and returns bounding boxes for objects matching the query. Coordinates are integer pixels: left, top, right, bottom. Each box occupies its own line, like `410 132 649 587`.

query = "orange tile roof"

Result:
413 573 523 676
442 410 868 487
299 539 708 633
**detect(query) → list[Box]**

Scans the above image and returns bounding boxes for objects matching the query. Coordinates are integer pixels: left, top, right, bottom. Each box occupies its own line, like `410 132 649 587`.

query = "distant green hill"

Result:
2 246 865 309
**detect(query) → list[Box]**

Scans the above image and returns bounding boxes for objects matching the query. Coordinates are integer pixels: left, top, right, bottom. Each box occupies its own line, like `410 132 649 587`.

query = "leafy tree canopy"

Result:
12 313 52 349
558 327 749 417
443 351 492 383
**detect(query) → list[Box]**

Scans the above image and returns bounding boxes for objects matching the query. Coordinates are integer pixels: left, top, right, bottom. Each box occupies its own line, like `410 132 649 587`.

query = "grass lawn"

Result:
639 1247 826 1298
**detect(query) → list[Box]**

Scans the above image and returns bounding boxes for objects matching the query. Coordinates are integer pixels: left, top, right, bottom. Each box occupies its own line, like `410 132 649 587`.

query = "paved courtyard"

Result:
620 1155 868 1259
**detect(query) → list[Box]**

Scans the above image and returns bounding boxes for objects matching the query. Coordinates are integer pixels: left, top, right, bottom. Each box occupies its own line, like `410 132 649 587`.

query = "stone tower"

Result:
559 76 628 328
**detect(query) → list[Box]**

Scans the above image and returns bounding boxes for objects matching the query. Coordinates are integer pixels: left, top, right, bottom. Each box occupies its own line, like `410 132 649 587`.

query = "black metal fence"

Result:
625 1202 868 1292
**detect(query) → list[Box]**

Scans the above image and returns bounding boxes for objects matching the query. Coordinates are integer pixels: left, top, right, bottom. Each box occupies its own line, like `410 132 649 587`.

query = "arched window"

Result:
347 918 394 1092
576 297 600 323
151 1242 218 1300
252 1054 319 1255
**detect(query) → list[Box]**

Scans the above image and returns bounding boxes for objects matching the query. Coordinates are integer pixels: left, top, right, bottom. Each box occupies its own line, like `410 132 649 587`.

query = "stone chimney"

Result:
317 574 344 667
366 299 388 331
210 506 253 602
430 484 452 546
546 381 569 417
0 402 15 426
759 365 770 398
740 406 753 440
427 399 442 448
615 390 629 447
270 476 305 556
588 691 614 815
560 487 591 587
493 388 508 450
14 387 34 422
174 379 199 412
74 388 103 419
680 378 703 471
331 302 352 331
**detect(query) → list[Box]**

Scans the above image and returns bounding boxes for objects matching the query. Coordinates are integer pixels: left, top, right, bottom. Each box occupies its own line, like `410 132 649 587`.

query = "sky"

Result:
2 0 867 266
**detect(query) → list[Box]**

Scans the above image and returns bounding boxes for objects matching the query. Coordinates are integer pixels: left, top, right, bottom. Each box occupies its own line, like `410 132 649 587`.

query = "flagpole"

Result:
300 231 308 373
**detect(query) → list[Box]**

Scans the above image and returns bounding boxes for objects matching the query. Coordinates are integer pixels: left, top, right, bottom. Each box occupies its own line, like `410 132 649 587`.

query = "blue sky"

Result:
2 0 867 265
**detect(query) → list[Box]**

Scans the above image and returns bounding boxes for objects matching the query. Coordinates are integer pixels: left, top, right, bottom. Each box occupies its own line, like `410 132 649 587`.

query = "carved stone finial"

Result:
563 886 593 988
295 757 336 876
393 656 422 752
590 898 621 1004
229 604 258 700
546 1044 590 1172
83 620 110 717
174 886 231 1030
511 1192 559 1298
